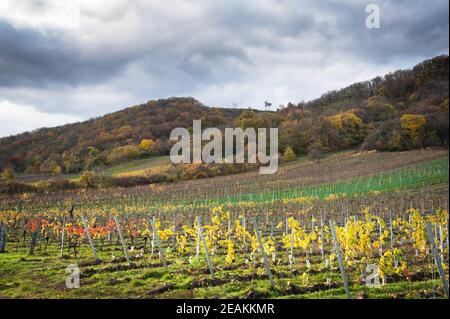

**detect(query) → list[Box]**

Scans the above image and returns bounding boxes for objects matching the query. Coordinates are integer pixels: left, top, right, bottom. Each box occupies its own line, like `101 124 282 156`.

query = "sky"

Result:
0 0 448 137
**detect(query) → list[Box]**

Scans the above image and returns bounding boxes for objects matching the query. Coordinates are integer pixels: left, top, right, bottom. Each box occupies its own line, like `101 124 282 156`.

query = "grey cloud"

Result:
0 21 138 87
1 1 448 89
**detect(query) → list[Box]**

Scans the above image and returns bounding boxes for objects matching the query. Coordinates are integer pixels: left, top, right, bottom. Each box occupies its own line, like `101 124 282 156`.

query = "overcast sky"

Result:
0 0 448 137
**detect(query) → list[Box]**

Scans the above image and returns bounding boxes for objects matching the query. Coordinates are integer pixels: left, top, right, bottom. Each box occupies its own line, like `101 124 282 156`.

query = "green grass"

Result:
1 239 446 299
103 156 171 176
20 156 172 184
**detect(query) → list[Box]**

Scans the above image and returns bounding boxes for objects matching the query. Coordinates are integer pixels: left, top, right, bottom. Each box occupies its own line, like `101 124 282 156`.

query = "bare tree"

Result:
307 139 325 164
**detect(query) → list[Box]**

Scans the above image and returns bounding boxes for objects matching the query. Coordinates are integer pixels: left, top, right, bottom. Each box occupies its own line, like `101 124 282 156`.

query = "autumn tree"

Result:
138 139 156 155
79 171 100 189
324 111 367 148
400 114 426 147
63 152 83 173
107 145 141 164
85 147 103 170
51 165 62 176
283 146 296 162
0 167 15 181
39 154 63 175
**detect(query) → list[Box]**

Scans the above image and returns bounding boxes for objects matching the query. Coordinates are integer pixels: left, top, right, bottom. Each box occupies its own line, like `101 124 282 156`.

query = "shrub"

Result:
79 171 104 189
0 167 15 181
283 146 296 162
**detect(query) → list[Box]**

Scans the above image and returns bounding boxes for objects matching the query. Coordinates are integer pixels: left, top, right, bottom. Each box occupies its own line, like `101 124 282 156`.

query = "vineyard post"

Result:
320 218 325 265
29 230 38 255
60 216 66 258
379 222 383 257
285 217 288 236
329 220 351 299
310 215 315 255
39 228 44 251
434 224 438 248
0 222 6 253
320 209 325 263
425 223 449 298
150 215 155 256
197 216 215 278
113 216 131 265
195 217 201 258
389 210 394 248
438 224 444 262
242 215 246 245
81 215 98 260
289 228 294 272
149 218 168 272
270 221 274 239
253 218 275 289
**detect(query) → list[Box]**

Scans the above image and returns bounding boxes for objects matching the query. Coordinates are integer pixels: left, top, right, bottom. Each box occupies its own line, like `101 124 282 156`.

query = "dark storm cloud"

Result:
313 0 449 63
0 20 138 87
1 1 448 89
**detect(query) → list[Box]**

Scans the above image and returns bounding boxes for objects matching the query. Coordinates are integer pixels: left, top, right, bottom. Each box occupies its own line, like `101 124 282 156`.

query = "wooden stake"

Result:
197 216 214 278
426 223 449 298
389 210 394 249
81 215 98 260
0 223 7 253
253 218 275 289
60 216 66 258
329 220 351 299
196 218 200 258
149 218 168 272
113 216 131 265
29 231 38 255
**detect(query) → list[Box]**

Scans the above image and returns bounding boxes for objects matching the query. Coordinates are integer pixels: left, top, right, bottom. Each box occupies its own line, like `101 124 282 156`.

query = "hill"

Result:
277 55 449 155
0 97 248 175
0 55 448 177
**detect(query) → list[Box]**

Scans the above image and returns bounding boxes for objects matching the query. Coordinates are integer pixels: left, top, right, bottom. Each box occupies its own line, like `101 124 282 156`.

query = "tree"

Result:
324 111 367 148
307 139 325 164
0 167 15 181
79 171 101 189
106 145 141 164
85 147 101 170
138 139 156 153
283 146 296 162
400 114 426 147
39 155 63 175
63 152 83 173
51 165 62 176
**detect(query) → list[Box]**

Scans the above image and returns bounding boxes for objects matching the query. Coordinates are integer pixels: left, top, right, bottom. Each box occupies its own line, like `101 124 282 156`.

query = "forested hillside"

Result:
0 55 448 177
0 98 245 175
278 55 449 155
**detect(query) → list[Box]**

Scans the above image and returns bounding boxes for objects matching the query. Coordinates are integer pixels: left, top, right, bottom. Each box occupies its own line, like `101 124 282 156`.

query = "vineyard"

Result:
0 149 448 299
